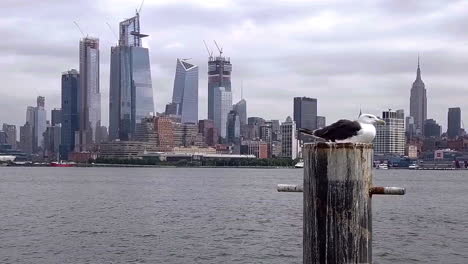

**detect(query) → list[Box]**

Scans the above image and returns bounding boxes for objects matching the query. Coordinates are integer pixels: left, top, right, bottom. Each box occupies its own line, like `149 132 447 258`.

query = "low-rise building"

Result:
240 140 269 159
99 141 148 159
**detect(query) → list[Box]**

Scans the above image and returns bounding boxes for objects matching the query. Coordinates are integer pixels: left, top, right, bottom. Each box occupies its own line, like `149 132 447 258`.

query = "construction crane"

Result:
106 22 118 42
137 0 145 14
213 40 223 56
203 40 213 59
73 21 86 37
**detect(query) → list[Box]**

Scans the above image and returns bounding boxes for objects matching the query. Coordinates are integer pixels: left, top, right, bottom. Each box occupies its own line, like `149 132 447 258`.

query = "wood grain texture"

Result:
303 142 373 264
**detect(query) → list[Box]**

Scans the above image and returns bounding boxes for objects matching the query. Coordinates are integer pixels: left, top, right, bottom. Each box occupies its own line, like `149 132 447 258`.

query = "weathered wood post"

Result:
277 142 405 264
303 142 373 264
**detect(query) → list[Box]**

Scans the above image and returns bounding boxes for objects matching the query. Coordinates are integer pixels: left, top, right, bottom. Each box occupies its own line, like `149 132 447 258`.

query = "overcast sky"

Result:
1 0 468 131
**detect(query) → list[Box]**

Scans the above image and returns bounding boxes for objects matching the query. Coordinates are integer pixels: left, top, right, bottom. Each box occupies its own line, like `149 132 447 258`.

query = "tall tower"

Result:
34 96 47 150
172 58 198 123
78 37 101 151
109 11 154 141
374 110 405 155
294 97 318 130
447 107 461 139
213 87 232 139
280 116 298 159
409 57 427 135
233 99 247 126
207 47 232 121
60 69 80 160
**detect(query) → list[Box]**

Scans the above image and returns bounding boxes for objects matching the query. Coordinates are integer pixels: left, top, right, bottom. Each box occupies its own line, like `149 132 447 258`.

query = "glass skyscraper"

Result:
208 55 232 121
109 12 154 141
213 87 232 139
233 99 247 126
34 96 47 150
294 97 318 131
447 107 461 139
78 37 101 151
172 58 198 123
60 69 80 160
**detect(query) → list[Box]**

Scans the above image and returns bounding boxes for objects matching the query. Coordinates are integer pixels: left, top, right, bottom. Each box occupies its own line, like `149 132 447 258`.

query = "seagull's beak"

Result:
376 119 386 125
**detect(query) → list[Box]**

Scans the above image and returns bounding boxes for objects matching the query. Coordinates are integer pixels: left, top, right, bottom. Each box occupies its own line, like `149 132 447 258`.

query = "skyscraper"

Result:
374 110 405 155
26 106 35 127
246 117 265 140
409 57 427 135
447 107 461 139
233 99 247 126
20 123 33 154
213 87 232 139
51 108 62 126
294 97 318 131
424 119 441 138
78 37 101 151
2 124 17 150
109 12 154 141
44 126 61 160
60 69 80 160
280 116 298 159
208 53 232 121
172 58 198 123
405 116 416 139
34 96 47 150
25 106 36 151
198 119 218 146
316 116 326 129
227 110 241 144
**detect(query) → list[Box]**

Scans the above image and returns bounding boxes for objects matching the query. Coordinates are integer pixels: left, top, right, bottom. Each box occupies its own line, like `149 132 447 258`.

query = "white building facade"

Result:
374 110 405 155
280 116 298 159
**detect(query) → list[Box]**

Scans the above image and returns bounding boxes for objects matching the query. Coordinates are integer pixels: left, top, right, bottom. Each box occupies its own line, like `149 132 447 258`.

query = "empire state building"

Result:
410 58 427 135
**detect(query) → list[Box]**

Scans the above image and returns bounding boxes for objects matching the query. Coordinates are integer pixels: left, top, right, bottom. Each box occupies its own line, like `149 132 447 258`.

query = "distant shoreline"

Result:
4 163 468 170
4 163 298 169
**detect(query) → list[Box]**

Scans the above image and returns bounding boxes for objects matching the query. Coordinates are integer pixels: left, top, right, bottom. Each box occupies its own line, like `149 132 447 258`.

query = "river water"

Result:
0 167 467 263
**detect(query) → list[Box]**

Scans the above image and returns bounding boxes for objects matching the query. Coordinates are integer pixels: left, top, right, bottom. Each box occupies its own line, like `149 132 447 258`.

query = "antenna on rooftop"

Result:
73 21 86 37
203 40 213 59
213 40 223 56
137 0 145 14
106 22 118 42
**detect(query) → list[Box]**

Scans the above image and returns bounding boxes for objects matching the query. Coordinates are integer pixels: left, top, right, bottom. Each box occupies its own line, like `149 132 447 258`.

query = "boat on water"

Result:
295 160 304 168
50 161 75 167
377 163 388 170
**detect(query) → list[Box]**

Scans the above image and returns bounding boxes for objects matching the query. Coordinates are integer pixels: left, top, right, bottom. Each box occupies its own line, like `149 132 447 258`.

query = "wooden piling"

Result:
303 142 373 264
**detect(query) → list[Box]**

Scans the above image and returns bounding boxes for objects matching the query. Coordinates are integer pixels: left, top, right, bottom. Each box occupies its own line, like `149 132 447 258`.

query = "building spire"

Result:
416 54 421 81
241 80 244 100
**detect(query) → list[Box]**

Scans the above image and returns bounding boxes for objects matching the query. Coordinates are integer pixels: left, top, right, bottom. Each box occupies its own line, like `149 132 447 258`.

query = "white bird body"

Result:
300 114 385 143
336 123 376 143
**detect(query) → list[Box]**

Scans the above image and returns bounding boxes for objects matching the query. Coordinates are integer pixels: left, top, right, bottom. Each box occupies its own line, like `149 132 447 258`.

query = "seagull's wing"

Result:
313 119 361 142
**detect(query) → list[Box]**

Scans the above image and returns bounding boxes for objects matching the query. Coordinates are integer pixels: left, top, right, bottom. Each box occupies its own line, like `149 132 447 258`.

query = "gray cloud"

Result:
1 0 468 132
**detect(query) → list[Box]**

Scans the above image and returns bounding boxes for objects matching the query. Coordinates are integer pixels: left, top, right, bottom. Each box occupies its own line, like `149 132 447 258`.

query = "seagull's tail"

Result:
298 128 314 135
298 128 326 141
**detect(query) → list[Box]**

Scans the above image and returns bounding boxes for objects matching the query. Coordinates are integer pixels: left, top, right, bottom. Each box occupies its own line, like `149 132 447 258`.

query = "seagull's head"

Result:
358 114 386 125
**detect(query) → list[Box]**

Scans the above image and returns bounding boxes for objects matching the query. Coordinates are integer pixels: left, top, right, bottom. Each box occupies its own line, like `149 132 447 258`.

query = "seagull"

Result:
299 114 385 143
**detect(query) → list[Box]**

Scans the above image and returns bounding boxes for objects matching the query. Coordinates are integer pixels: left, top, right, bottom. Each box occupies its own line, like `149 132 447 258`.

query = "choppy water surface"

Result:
0 168 467 263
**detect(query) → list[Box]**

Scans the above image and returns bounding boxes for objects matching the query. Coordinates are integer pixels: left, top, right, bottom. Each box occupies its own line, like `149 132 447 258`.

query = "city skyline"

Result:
2 1 468 130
